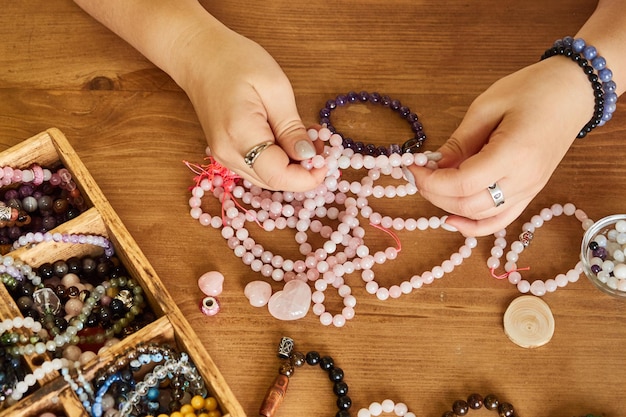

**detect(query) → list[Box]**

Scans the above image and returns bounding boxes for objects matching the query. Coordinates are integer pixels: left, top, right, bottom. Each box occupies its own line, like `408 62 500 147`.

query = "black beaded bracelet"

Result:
260 337 352 417
540 46 605 139
319 91 427 155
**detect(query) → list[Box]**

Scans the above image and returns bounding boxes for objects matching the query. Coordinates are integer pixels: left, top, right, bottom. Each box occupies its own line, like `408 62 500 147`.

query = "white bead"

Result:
381 399 395 413
614 263 626 279
369 402 383 416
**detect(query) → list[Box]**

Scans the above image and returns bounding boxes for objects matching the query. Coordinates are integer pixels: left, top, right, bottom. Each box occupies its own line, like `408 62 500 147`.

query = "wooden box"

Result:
0 129 244 417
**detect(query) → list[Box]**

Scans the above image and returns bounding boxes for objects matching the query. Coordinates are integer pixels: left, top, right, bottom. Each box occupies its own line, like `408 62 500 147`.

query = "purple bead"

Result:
389 144 401 154
365 143 376 155
368 92 381 103
380 95 391 107
377 146 389 156
18 184 35 198
319 108 331 118
343 138 354 149
592 247 608 260
390 99 401 110
354 142 364 153
407 113 419 123
358 91 369 102
399 106 411 117
347 91 359 103
325 99 337 110
320 117 331 127
335 95 347 106
412 121 424 132
4 189 18 200
591 264 602 274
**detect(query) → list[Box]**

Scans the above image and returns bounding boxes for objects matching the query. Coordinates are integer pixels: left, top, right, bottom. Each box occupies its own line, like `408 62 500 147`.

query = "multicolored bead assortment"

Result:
0 165 88 253
61 342 223 417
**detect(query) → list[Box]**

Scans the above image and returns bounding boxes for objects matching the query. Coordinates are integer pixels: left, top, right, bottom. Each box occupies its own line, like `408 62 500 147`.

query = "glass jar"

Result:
580 214 626 298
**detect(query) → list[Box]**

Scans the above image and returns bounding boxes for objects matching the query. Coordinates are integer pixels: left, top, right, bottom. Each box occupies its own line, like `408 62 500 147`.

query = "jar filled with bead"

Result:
580 214 626 298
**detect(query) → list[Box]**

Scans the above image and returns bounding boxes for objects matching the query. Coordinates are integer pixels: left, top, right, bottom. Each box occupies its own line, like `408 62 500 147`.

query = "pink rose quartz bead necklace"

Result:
487 203 593 296
187 126 473 327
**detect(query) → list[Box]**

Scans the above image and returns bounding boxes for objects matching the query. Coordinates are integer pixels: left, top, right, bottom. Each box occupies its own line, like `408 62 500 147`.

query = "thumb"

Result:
260 78 318 161
274 121 318 162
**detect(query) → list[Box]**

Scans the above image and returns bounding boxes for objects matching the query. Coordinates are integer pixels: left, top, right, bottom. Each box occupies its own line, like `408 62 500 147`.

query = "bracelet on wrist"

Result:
541 36 617 138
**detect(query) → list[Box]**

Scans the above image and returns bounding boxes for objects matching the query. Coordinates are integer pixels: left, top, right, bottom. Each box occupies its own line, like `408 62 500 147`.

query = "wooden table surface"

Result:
2 1 625 416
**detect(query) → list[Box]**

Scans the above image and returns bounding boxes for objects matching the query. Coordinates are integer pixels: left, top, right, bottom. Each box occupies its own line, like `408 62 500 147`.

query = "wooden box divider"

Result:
0 129 244 417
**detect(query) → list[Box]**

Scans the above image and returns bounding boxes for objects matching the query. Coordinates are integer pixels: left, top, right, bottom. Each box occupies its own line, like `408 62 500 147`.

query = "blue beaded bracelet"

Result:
542 37 617 138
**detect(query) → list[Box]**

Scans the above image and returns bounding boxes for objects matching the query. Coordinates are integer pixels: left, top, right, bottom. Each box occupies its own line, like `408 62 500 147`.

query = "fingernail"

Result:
425 151 443 162
402 166 416 187
426 160 439 170
295 140 316 159
441 216 458 232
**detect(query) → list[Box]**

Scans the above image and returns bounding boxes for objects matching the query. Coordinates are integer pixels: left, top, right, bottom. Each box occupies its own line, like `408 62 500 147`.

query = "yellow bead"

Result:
191 395 206 410
183 413 197 417
157 414 169 417
197 414 210 417
207 411 222 417
204 397 218 411
179 404 195 414
170 412 184 417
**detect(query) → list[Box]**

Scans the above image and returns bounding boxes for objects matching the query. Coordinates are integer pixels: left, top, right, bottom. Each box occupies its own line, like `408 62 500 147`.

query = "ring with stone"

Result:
487 182 505 207
244 141 274 168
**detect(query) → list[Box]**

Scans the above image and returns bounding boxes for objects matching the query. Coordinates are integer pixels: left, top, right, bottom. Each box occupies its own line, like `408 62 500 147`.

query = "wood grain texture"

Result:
1 1 625 416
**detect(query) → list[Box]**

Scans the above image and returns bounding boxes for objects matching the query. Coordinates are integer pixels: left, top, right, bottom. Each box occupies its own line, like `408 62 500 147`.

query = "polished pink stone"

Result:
267 279 311 321
244 280 272 307
198 271 224 296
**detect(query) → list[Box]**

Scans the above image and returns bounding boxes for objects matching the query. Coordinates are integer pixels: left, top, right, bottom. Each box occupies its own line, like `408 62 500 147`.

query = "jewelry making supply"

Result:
11 231 114 257
441 393 517 417
198 271 224 296
319 91 427 154
244 280 272 307
583 216 626 293
200 296 220 316
260 336 351 417
488 203 592 296
503 295 555 348
187 101 471 327
542 36 617 137
357 399 415 417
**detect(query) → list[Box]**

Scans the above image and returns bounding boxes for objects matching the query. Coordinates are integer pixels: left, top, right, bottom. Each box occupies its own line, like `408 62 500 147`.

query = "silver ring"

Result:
244 141 274 168
487 182 505 207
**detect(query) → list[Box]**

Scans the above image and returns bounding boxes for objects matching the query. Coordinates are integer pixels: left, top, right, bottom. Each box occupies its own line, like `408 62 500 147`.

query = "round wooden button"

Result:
503 295 555 348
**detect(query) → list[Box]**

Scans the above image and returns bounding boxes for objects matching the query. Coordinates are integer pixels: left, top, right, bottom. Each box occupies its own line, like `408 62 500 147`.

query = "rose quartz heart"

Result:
267 279 311 321
198 271 224 296
244 280 272 307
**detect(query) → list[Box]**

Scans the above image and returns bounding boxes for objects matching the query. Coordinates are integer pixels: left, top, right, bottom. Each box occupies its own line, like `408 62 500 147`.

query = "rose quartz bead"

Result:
244 281 272 307
198 271 225 296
